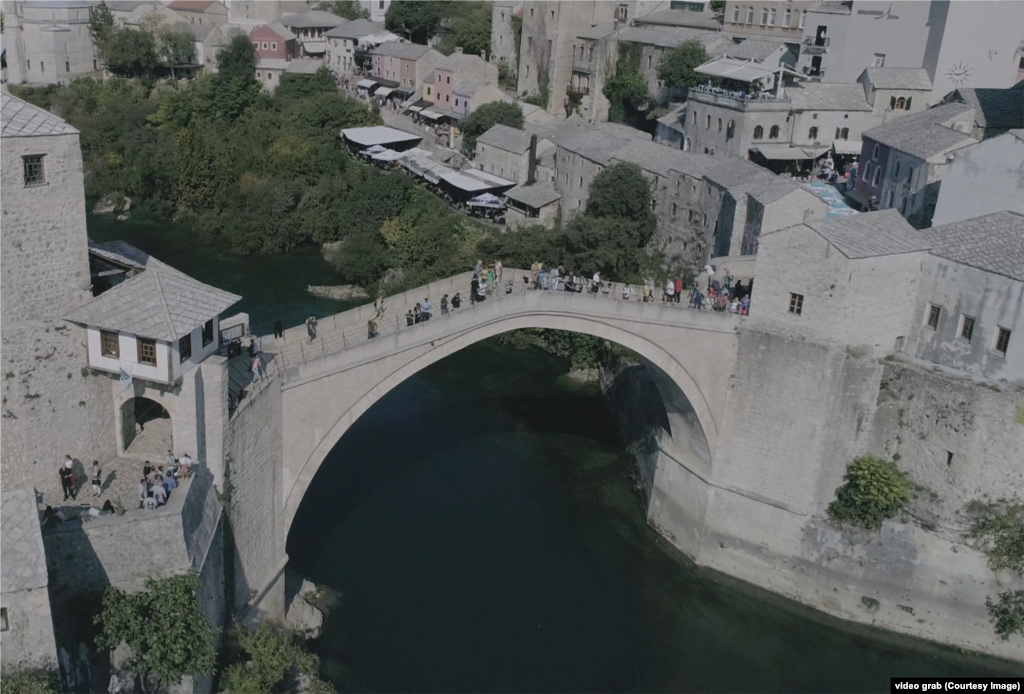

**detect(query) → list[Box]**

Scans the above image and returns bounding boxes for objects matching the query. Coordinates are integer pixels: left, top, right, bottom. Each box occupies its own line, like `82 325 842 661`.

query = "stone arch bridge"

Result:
261 270 741 541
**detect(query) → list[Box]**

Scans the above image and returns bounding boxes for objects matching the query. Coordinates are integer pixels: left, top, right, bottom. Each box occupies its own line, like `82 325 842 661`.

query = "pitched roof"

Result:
285 59 324 74
944 81 1024 132
923 211 1024 281
65 241 241 341
862 102 976 160
720 38 786 62
786 82 870 111
167 0 222 11
633 8 723 30
506 182 561 208
280 9 347 28
861 67 932 91
578 22 617 40
437 51 488 71
325 18 386 39
1 490 49 593
372 41 431 60
188 22 216 41
1 92 78 138
259 21 296 40
105 1 156 10
803 210 929 259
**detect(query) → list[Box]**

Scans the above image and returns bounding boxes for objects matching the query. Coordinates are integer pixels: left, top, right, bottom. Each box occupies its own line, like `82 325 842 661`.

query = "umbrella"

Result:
467 193 505 208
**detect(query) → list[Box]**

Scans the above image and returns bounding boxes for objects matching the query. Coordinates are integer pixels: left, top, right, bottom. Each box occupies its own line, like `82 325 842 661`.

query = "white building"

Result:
64 241 241 388
360 0 391 23
3 0 100 85
325 18 397 79
856 67 932 127
931 130 1024 227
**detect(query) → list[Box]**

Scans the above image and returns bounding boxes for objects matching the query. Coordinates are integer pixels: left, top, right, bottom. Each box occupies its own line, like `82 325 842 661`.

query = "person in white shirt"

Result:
179 453 193 478
664 279 675 302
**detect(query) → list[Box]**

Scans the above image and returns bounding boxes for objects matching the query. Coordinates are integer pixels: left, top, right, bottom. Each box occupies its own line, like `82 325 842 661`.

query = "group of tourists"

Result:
138 451 193 510
470 260 505 304
248 338 268 384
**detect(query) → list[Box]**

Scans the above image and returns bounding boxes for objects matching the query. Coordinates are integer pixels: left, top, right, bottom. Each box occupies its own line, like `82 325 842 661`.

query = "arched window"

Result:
905 97 912 110
893 160 900 178
900 196 908 214
769 125 779 139
718 118 722 132
693 110 697 125
896 97 906 109
863 162 870 180
753 125 764 139
906 166 914 189
808 126 818 140
706 114 711 129
890 96 897 110
710 148 715 156
840 127 849 140
872 167 880 187
872 144 879 160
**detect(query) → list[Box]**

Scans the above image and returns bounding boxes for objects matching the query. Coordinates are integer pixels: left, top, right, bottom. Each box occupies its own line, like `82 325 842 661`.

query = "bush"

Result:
826 455 913 530
985 590 1024 640
0 666 62 694
966 501 1024 575
459 100 523 154
221 622 336 694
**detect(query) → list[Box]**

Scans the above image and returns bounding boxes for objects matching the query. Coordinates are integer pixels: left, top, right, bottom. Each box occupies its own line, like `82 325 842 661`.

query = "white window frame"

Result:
732 6 740 22
747 7 754 23
768 8 776 25
799 10 806 28
783 8 791 27
760 7 769 25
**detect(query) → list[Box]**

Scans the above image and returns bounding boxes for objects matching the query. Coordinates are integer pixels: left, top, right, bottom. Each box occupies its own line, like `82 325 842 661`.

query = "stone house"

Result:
371 41 443 91
434 49 500 112
856 67 932 127
106 1 165 25
325 18 394 79
166 0 228 27
490 0 521 70
931 131 1024 227
451 81 509 118
281 9 347 60
191 23 233 73
3 0 100 85
250 22 296 61
256 57 325 92
722 0 814 42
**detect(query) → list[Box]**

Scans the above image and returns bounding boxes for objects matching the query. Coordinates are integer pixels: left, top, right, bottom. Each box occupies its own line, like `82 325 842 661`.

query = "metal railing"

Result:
690 83 789 103
260 269 741 373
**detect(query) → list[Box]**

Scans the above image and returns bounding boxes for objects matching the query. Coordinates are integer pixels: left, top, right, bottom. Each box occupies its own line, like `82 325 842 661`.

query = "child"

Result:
91 461 102 497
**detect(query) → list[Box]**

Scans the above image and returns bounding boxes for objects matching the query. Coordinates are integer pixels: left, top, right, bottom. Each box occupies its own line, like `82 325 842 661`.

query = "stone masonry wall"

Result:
225 376 285 618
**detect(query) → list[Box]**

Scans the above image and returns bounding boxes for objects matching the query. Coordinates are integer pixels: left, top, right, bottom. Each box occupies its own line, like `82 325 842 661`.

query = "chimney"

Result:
454 46 464 54
527 134 538 185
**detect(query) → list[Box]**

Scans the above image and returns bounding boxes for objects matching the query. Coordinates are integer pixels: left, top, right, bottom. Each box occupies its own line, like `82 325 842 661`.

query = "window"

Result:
272 42 277 50
926 304 941 329
788 293 804 315
873 53 885 67
905 97 912 110
890 96 897 110
717 118 722 132
579 176 583 187
994 327 1012 355
753 124 763 139
615 4 628 20
862 162 870 180
693 110 697 125
808 126 818 140
445 94 449 102
907 166 915 189
747 7 754 22
22 155 45 186
896 96 905 110
727 120 734 138
732 6 740 22
455 98 459 106
840 127 849 139
27 60 31 70
41 61 45 72
783 8 791 26
262 41 268 49
138 338 158 366
871 167 880 187
527 36 533 50
768 8 775 25
673 203 677 217
760 7 768 24
257 71 262 78
885 190 894 208
65 61 70 72
0 608 7 631
551 10 555 19
684 137 691 151
899 196 907 214
893 160 900 178
799 10 806 28
706 114 711 129
530 7 534 16
179 334 193 363
872 144 879 160
648 55 653 68
835 126 841 139
94 59 97 70
202 319 214 347
101 330 120 358
769 125 779 139
959 315 975 342
446 75 450 84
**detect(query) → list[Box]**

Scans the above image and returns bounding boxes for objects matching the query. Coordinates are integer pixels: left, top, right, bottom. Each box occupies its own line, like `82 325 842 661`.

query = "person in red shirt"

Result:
674 277 683 303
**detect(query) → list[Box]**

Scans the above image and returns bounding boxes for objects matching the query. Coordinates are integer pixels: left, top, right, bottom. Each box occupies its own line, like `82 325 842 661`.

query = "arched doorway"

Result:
120 396 172 458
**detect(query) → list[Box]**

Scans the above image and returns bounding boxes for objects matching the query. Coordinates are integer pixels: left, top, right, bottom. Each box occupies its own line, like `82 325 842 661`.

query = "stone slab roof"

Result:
618 26 695 49
703 157 798 201
944 81 1024 132
264 21 296 40
804 210 929 259
923 211 1024 281
281 9 346 28
506 182 561 208
1 92 78 138
863 102 976 160
578 22 617 41
285 59 324 74
862 67 932 91
168 0 222 11
786 82 870 112
721 38 786 62
437 52 489 72
633 9 723 30
1 490 49 593
65 242 241 342
325 18 385 39
477 124 532 153
372 41 431 60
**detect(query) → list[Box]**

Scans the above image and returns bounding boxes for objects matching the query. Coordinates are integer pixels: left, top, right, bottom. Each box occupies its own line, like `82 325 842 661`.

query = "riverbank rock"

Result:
566 368 600 384
320 240 344 260
285 577 324 639
93 194 132 214
308 285 369 301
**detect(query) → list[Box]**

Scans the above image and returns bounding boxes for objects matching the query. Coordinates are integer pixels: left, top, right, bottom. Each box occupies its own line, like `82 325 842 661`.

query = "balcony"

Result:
567 83 590 96
802 36 830 47
688 83 790 108
572 58 592 75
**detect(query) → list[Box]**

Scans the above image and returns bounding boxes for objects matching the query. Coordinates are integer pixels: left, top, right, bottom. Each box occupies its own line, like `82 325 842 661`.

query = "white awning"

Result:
375 87 394 97
356 79 377 89
696 57 778 83
407 105 423 112
341 126 422 148
752 145 829 160
439 172 491 192
420 109 443 120
461 169 515 187
832 140 863 155
371 148 405 161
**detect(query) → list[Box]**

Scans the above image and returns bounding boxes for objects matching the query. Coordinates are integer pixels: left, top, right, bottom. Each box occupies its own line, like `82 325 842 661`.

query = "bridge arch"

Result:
282 307 727 534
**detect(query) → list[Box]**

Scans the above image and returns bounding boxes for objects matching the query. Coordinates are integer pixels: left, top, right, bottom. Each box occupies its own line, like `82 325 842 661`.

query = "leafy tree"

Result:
0 666 62 694
967 501 1024 574
827 455 913 530
385 0 446 44
986 590 1024 640
603 43 649 123
478 223 561 270
216 33 258 85
175 127 217 213
586 162 655 226
657 39 710 92
561 215 655 280
94 574 217 690
89 2 116 61
316 0 369 20
274 65 338 103
459 100 523 153
105 27 161 77
157 23 198 66
438 1 491 57
222 622 337 694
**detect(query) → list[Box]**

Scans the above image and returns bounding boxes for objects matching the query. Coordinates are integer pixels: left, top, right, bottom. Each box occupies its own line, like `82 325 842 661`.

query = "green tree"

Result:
603 42 649 123
316 0 369 20
826 455 913 530
89 2 116 62
656 39 710 92
385 0 446 44
105 27 161 77
94 574 217 691
157 23 198 66
986 590 1024 640
274 65 338 103
586 161 655 225
175 127 217 213
459 100 523 153
438 1 491 57
222 622 337 694
0 666 62 694
216 33 258 85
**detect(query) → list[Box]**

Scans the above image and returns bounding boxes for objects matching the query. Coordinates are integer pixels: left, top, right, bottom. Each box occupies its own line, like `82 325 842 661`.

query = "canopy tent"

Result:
750 144 829 160
362 144 388 155
696 58 778 83
420 109 443 120
404 147 433 158
375 87 395 98
371 148 405 161
400 154 448 184
438 172 492 192
467 193 505 209
832 140 863 156
341 126 422 150
356 79 377 89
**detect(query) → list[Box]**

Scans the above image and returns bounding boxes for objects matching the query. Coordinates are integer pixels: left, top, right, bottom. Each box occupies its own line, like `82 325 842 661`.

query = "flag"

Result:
118 362 133 391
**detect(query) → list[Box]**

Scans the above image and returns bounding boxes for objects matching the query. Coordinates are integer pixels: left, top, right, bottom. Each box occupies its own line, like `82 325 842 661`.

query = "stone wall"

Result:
225 375 285 619
0 587 56 668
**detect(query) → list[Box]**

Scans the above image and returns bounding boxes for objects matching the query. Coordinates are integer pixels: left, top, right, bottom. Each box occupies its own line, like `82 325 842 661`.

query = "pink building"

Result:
433 48 499 110
250 22 296 61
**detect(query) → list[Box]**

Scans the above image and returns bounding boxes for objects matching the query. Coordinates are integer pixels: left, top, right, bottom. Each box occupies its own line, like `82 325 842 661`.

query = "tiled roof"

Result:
281 9 347 28
923 211 1024 281
65 241 241 342
577 22 617 40
372 41 432 60
106 1 156 10
786 82 870 111
325 18 385 39
263 21 296 40
862 102 976 160
633 9 723 30
1 92 78 138
506 182 561 208
437 52 488 72
804 210 929 259
862 67 932 91
1 490 49 593
285 59 325 74
944 81 1024 132
168 0 221 11
721 38 786 62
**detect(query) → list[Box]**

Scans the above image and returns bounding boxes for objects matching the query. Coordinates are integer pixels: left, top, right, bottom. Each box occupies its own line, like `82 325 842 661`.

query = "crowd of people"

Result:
137 451 192 510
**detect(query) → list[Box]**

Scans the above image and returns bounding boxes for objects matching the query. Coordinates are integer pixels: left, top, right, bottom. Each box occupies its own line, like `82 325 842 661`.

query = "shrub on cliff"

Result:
826 455 913 530
0 666 61 694
966 500 1024 575
221 622 336 693
986 590 1024 640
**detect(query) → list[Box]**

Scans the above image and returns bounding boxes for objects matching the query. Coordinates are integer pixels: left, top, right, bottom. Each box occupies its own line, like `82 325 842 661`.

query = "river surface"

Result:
90 214 1021 692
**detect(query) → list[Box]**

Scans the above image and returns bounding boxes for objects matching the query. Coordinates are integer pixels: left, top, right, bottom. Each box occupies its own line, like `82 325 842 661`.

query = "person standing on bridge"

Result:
494 260 502 282
306 315 318 343
367 319 379 339
421 297 433 319
441 294 449 315
470 276 479 305
374 295 386 320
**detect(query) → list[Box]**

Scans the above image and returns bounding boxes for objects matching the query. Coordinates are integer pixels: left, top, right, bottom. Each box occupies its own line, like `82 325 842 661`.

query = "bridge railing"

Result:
263 269 739 371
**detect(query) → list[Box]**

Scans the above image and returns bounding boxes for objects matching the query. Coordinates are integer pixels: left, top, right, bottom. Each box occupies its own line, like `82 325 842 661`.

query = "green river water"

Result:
88 214 1021 692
